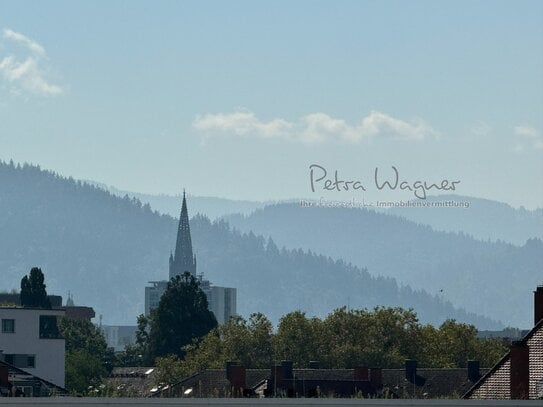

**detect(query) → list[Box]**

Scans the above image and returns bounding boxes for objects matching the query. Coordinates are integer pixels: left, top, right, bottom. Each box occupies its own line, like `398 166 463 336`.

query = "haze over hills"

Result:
86 181 266 220
0 161 500 329
225 204 543 329
99 186 543 246
384 195 543 245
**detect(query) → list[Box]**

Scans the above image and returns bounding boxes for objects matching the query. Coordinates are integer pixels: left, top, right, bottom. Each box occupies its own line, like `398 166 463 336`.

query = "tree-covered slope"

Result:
226 204 543 328
0 161 500 328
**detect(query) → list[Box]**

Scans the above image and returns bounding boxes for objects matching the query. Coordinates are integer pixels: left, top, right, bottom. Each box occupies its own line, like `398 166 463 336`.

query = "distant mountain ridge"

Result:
0 160 499 328
84 181 266 220
383 194 543 245
94 184 542 246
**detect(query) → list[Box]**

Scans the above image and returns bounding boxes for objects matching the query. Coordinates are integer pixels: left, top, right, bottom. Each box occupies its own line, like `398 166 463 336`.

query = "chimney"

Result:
281 360 293 380
535 286 543 325
225 360 240 382
0 366 8 387
467 360 480 382
405 359 417 381
271 364 283 389
370 368 382 388
229 365 246 397
354 367 369 381
510 341 529 400
308 360 320 369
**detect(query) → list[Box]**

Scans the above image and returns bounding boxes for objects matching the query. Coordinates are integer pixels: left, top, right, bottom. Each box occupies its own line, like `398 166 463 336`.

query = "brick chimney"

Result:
354 367 369 381
467 360 480 382
510 341 529 400
229 365 246 397
370 368 382 388
535 286 543 325
225 360 240 381
405 359 417 381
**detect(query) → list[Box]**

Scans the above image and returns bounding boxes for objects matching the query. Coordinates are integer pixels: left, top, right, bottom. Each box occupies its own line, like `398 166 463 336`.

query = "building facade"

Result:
144 192 236 324
0 307 65 388
200 280 237 325
102 325 137 352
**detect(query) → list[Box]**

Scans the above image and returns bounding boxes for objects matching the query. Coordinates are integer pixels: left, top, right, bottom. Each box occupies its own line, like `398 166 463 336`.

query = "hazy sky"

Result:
1 1 542 208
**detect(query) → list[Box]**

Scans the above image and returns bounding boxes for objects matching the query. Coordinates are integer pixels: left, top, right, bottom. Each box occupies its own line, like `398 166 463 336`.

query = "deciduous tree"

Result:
145 273 217 361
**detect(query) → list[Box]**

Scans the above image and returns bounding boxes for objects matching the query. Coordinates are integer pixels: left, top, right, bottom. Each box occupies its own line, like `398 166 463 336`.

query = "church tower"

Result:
169 191 197 279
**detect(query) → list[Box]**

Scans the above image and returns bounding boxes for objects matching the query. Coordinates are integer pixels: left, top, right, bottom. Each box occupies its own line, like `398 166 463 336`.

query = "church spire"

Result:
169 190 196 279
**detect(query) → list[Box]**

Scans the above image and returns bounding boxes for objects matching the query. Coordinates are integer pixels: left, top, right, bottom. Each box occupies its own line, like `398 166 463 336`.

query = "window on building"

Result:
1 319 15 333
27 355 35 368
4 354 35 368
39 315 60 339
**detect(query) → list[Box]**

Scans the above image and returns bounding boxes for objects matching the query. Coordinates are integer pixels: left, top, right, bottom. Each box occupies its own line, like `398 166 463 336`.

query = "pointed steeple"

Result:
169 190 197 279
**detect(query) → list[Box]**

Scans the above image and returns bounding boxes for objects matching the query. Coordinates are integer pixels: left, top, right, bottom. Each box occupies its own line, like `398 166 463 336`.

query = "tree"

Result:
419 319 507 368
65 349 106 394
59 318 109 394
164 313 273 380
20 267 51 309
156 306 507 383
154 355 185 388
274 311 322 367
145 273 217 361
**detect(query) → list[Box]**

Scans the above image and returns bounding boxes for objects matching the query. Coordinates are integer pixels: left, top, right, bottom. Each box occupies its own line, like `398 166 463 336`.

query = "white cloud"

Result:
194 111 294 139
193 110 437 144
0 28 62 96
3 28 46 57
514 125 543 151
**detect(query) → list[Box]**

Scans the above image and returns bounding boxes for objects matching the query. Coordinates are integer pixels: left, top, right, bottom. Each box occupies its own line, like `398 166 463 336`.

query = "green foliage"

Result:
115 343 146 367
65 349 107 395
154 313 274 380
175 307 506 380
419 319 507 368
59 318 110 394
124 314 151 366
154 355 185 387
60 318 107 355
274 311 322 367
140 273 217 362
20 267 51 309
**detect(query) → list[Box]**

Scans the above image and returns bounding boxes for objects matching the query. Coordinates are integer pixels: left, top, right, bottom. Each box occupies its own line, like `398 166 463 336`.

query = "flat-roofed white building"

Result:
0 307 65 388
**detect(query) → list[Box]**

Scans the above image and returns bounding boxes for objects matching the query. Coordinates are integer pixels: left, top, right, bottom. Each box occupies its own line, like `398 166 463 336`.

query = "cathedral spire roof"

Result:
169 190 196 278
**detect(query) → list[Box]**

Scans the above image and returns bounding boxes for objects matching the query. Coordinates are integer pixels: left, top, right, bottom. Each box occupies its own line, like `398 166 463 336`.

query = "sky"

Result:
0 1 542 208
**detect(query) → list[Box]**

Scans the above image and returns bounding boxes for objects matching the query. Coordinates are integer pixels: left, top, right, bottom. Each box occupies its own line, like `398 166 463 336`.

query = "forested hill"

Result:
225 204 543 328
384 195 543 245
0 161 499 328
93 188 542 245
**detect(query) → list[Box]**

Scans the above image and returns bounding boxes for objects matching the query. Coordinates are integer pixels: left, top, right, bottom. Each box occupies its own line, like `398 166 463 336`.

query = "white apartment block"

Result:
0 307 65 388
